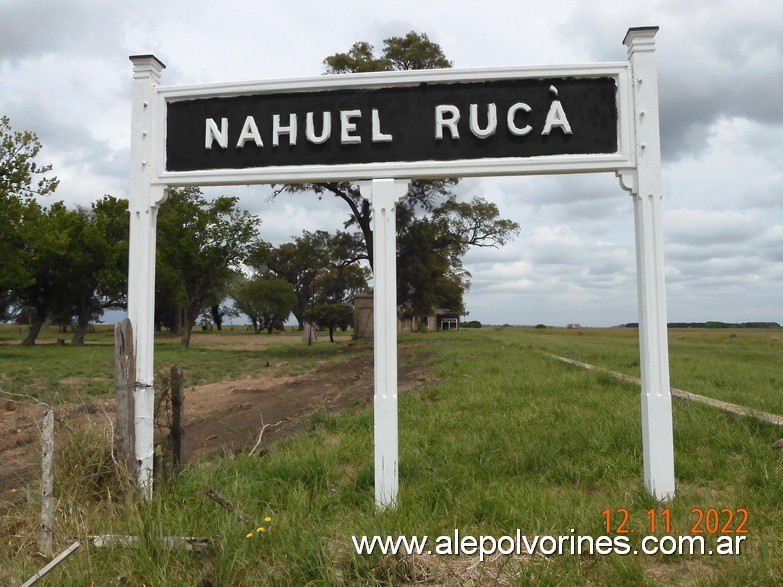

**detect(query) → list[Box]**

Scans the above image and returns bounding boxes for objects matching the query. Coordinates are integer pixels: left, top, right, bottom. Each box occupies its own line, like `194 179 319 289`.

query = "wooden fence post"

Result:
39 409 54 558
303 322 316 345
170 364 185 471
114 319 136 478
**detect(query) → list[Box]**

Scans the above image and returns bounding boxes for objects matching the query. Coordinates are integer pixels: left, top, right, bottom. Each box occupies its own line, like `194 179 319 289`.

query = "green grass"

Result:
0 324 364 402
2 328 782 585
513 327 783 415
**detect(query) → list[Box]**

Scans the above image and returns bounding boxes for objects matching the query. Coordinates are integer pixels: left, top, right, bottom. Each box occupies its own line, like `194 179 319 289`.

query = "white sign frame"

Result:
154 62 634 187
128 26 675 506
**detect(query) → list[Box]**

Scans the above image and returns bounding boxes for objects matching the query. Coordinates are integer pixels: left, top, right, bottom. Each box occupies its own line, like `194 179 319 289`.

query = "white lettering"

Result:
434 105 460 139
716 535 746 555
236 116 263 148
542 99 572 135
340 110 362 144
469 103 497 138
272 113 298 147
507 102 532 136
538 536 557 555
460 535 477 555
205 117 229 149
434 535 452 555
305 112 331 144
371 109 392 142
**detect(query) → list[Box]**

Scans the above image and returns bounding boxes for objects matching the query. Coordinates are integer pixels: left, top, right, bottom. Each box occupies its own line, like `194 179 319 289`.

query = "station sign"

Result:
160 67 629 182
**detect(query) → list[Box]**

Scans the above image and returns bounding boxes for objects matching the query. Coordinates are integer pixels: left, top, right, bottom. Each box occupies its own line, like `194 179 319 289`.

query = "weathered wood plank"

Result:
114 319 136 477
39 409 54 558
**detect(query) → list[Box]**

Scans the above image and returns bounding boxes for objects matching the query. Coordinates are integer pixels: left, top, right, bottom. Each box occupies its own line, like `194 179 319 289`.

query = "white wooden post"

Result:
128 55 167 498
621 27 675 500
359 178 410 509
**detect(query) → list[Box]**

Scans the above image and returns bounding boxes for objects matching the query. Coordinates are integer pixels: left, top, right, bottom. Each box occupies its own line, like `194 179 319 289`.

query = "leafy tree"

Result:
275 33 519 327
430 197 521 254
249 229 366 329
3 194 127 344
323 31 452 74
310 263 368 305
156 187 260 348
397 218 467 321
0 116 59 310
306 255 369 342
305 303 354 342
51 196 129 345
232 277 297 334
207 303 239 331
0 115 59 200
276 32 456 269
12 202 74 344
247 237 322 329
396 196 519 323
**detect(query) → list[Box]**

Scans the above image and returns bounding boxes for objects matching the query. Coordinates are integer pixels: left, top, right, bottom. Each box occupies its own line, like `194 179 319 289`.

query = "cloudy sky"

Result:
2 0 781 326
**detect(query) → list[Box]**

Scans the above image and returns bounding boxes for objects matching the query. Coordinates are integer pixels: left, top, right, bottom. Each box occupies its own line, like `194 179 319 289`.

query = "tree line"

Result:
623 322 781 329
1 33 520 348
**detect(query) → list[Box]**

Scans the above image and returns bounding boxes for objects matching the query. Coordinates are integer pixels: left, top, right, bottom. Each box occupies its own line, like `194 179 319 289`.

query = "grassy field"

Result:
1 327 782 585
0 324 357 402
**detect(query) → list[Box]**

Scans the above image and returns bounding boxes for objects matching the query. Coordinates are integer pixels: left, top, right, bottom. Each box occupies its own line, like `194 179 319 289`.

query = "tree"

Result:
12 202 74 344
276 32 456 269
89 196 130 310
3 194 128 345
156 187 260 348
247 237 322 330
396 196 519 324
0 116 59 309
55 196 129 345
430 196 521 255
306 253 369 342
310 263 369 305
268 33 521 333
275 32 519 327
208 303 239 331
0 116 59 199
397 218 467 322
305 303 354 342
323 31 452 74
232 277 297 334
249 229 366 329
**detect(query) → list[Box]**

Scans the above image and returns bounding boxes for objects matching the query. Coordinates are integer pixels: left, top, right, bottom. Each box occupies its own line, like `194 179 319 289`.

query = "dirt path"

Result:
0 345 435 509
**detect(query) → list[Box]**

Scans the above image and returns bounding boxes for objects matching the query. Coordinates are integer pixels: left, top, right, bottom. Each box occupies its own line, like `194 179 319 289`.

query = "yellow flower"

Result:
256 527 264 533
246 533 254 539
264 517 272 522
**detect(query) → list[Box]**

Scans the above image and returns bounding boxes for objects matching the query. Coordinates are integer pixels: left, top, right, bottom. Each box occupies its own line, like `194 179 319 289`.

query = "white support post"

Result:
128 55 167 498
622 27 675 500
359 178 410 509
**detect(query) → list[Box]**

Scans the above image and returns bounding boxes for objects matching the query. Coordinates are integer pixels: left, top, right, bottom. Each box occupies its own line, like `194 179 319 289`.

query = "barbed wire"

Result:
0 389 50 409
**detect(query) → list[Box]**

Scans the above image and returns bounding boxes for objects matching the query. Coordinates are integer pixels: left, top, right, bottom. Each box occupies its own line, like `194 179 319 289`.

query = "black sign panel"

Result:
165 77 617 172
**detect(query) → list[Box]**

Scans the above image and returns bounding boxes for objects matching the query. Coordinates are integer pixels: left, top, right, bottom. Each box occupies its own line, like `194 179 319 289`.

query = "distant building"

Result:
352 293 461 339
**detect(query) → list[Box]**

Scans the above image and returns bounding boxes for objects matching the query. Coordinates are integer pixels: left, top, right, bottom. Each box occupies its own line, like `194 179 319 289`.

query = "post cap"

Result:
129 54 167 70
623 26 660 47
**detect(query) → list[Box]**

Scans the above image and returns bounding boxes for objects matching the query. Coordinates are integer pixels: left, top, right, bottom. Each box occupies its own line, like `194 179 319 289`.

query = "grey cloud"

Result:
664 209 758 246
755 226 783 262
665 242 754 263
560 3 783 161
0 0 130 62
